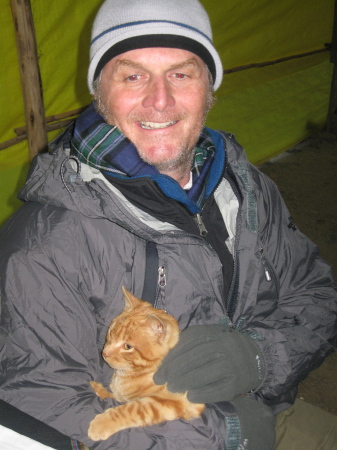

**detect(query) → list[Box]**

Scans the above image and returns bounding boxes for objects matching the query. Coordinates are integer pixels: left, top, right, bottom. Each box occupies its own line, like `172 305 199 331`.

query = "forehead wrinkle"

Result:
112 56 201 73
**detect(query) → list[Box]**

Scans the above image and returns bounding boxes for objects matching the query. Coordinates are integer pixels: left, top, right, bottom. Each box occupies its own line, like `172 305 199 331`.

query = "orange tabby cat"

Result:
88 287 205 441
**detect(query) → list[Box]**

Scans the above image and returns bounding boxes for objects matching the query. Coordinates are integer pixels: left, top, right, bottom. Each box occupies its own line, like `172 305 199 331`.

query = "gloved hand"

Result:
231 396 276 449
154 324 265 403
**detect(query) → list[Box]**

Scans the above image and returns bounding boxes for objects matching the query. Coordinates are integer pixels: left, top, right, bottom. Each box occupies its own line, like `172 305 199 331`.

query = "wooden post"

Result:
10 0 48 159
327 0 337 134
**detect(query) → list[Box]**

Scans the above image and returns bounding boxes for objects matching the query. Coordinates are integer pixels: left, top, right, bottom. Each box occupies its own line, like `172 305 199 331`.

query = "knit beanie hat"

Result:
88 0 223 93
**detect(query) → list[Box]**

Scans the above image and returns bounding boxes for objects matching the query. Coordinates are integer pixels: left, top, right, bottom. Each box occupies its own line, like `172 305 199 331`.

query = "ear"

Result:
146 314 166 342
122 286 144 311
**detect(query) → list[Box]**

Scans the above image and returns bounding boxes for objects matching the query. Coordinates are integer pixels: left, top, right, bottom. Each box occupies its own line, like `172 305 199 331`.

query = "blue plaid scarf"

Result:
70 102 225 213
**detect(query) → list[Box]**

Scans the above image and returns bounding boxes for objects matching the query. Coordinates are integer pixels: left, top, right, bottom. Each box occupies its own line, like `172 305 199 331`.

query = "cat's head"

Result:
102 287 180 371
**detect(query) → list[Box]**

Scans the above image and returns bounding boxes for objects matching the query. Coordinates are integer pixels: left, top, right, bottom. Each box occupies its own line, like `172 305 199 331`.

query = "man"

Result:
0 0 336 449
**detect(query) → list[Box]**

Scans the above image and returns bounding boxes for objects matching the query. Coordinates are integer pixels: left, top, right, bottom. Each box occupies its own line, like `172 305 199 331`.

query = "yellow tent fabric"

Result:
0 0 335 225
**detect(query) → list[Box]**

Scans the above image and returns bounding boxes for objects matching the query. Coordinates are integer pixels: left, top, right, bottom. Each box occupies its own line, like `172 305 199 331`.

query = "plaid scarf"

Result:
70 102 219 210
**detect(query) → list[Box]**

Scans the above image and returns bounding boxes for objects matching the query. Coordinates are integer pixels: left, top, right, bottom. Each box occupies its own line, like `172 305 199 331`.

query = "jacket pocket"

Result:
259 247 280 300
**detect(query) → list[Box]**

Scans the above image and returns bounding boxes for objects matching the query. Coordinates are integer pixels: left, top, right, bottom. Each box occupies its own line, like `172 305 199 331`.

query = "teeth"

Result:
140 121 177 129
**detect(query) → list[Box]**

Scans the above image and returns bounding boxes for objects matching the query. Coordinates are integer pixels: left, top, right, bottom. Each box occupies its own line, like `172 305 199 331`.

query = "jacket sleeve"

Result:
244 166 337 410
0 203 231 449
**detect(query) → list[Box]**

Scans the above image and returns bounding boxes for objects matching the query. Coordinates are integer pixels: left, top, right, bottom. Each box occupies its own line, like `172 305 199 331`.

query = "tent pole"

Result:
327 0 337 134
10 0 48 160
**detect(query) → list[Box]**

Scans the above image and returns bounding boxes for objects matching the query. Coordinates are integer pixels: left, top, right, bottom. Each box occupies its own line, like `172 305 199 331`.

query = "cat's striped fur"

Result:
88 287 204 441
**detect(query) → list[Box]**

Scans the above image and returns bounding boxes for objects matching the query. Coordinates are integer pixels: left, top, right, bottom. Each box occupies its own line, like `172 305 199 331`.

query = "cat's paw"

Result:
90 381 114 399
88 411 118 441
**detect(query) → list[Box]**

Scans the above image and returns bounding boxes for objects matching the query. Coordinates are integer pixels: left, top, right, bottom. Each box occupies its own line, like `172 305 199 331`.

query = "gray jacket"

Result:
0 129 336 449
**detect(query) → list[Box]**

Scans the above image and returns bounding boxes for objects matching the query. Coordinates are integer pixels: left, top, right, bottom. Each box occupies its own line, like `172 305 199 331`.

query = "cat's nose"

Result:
102 346 112 359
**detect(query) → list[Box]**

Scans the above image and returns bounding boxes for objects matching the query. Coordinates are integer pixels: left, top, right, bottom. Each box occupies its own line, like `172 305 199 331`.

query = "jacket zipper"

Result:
193 213 208 236
192 146 228 238
260 247 280 298
226 206 242 318
191 156 240 316
224 165 243 318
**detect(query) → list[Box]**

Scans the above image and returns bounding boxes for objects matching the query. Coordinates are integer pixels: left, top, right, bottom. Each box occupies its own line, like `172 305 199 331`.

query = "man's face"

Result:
95 47 213 179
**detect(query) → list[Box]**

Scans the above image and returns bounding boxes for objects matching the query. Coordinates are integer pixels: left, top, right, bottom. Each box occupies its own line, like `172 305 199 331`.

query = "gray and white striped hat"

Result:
88 0 223 93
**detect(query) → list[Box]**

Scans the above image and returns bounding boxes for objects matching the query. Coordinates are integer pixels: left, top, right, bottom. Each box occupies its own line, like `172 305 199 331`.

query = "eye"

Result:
124 343 133 350
126 74 140 82
173 73 187 79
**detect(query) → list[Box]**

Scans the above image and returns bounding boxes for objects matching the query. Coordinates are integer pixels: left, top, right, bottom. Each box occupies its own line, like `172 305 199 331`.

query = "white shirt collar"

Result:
183 171 193 190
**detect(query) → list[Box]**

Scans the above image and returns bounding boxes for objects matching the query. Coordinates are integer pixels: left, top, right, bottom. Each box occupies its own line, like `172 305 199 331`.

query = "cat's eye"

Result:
124 343 133 350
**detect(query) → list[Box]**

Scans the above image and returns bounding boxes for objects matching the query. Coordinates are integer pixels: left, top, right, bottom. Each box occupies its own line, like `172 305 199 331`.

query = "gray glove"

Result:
154 324 265 403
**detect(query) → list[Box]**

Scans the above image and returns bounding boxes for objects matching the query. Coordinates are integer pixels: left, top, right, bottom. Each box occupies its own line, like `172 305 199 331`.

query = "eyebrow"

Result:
167 58 199 71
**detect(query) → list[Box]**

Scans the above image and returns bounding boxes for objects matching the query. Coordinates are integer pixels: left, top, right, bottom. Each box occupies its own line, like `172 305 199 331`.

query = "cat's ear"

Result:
146 314 166 342
122 286 144 311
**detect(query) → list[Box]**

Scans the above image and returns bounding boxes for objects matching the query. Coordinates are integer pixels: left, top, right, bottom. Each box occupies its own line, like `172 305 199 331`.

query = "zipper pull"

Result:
194 213 208 236
158 266 167 288
157 266 167 312
260 248 272 282
264 267 272 282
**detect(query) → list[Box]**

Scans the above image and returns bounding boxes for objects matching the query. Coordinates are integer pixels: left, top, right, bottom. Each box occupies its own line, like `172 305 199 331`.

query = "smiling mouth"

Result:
140 121 178 130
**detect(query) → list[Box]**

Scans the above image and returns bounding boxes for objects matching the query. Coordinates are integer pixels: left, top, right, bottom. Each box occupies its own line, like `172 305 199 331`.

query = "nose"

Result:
142 76 175 112
102 345 113 359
